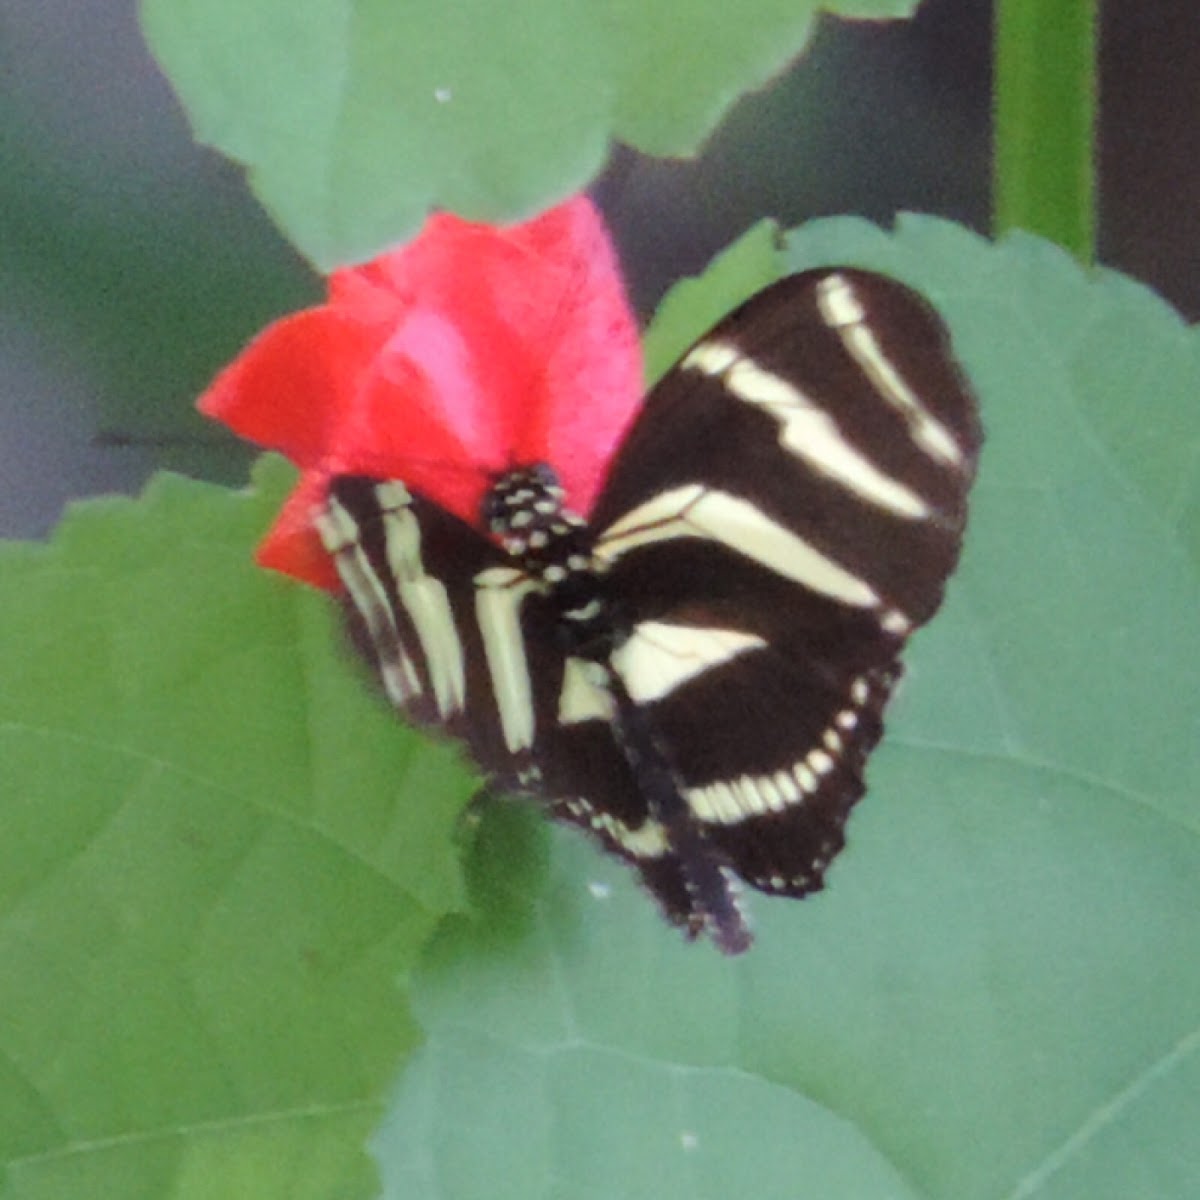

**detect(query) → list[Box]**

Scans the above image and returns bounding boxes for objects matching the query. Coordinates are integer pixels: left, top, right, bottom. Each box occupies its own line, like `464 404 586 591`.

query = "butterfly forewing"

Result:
593 269 981 624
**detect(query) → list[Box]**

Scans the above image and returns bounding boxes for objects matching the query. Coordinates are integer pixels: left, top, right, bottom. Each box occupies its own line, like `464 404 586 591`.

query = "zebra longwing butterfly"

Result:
315 268 981 953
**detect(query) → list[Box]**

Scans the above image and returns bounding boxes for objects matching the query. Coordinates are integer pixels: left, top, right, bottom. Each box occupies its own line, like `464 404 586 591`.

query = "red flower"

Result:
200 197 643 590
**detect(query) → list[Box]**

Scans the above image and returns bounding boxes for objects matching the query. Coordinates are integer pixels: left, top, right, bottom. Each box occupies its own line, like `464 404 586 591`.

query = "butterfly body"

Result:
315 268 982 952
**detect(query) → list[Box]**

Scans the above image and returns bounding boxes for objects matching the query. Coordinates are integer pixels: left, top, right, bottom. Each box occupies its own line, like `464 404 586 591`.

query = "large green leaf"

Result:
0 458 479 1198
372 217 1200 1199
138 0 917 268
4 217 1196 1199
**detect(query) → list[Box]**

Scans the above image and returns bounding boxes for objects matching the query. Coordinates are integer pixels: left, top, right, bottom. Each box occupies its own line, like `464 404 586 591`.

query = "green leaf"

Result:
0 457 479 1198
139 0 918 268
373 218 1200 1200
6 216 1197 1199
642 218 783 386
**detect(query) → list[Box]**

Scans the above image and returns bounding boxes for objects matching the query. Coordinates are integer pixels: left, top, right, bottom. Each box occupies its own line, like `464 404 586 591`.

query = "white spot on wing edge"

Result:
808 748 835 776
680 667 891 826
611 621 767 705
612 819 669 857
794 762 818 793
474 566 540 753
566 801 671 858
816 272 965 469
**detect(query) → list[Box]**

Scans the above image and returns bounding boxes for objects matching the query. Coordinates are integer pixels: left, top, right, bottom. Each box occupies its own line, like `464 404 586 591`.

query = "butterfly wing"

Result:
318 475 699 932
589 268 982 899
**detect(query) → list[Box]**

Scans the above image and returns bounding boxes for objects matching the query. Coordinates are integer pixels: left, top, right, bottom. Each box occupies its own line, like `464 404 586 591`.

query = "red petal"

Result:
199 308 386 468
201 195 642 588
511 200 643 515
329 197 643 518
255 473 340 591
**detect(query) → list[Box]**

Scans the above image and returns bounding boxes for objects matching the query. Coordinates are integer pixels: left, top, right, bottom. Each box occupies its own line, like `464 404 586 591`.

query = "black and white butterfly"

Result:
316 268 982 953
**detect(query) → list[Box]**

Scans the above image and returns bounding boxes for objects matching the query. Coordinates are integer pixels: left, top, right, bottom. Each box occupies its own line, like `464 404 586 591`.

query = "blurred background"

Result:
2 0 1196 539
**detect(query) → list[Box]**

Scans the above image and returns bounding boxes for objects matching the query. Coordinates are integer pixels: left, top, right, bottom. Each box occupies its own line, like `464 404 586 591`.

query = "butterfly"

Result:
315 268 982 952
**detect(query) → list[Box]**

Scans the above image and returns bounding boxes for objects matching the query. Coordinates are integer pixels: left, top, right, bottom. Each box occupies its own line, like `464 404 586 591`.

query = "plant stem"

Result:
993 0 1098 261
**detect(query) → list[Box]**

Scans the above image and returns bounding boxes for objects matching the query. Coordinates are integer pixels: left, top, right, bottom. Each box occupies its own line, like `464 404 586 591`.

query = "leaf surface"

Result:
373 216 1200 1200
4 218 1197 1199
0 458 479 1198
139 0 918 267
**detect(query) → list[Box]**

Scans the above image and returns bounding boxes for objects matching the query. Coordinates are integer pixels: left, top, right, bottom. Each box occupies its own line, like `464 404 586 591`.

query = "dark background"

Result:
2 0 1197 539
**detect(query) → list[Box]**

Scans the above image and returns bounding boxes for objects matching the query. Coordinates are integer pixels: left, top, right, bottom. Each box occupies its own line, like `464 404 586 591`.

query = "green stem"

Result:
993 0 1098 261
